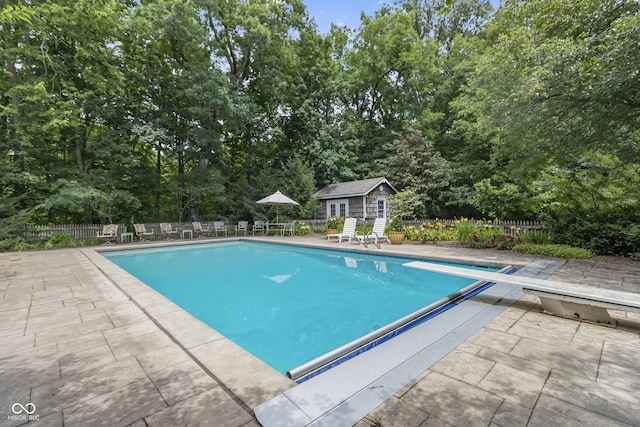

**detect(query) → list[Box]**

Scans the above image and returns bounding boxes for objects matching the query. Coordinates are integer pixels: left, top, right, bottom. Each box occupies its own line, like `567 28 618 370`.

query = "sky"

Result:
303 0 501 34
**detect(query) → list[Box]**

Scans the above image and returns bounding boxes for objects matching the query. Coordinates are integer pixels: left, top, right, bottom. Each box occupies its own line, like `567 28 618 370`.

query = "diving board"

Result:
403 261 640 324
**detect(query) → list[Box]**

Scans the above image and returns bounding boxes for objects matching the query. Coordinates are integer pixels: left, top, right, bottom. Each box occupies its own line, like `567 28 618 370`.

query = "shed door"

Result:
328 199 349 217
377 197 387 218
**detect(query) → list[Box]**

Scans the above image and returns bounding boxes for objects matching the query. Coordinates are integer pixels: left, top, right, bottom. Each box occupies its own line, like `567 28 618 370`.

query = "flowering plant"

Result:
389 216 405 232
295 221 313 236
325 216 340 230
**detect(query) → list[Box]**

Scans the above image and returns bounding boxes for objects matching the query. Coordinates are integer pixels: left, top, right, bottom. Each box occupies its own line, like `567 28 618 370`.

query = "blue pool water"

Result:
103 241 500 374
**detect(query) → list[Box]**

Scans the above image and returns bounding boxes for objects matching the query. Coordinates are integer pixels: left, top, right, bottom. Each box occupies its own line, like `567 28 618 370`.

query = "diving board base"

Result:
531 292 616 325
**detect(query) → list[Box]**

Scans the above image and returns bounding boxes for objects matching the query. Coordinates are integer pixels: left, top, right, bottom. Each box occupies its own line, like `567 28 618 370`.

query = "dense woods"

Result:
1 0 639 254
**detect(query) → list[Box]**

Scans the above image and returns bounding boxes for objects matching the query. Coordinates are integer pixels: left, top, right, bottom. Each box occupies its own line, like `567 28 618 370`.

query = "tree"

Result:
379 125 450 217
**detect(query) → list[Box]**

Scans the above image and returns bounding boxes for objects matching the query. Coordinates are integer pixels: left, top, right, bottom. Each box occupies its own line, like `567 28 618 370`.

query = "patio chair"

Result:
213 221 228 237
355 218 389 247
96 224 118 244
133 223 154 241
253 220 267 235
327 217 357 243
159 222 178 239
192 222 211 237
280 221 296 236
235 221 249 236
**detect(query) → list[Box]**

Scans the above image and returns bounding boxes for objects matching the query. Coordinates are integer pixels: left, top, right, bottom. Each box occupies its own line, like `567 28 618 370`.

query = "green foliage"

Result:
0 3 34 24
356 222 373 236
520 230 551 245
454 221 478 242
388 188 423 220
294 221 313 236
543 206 640 256
404 224 456 244
325 216 340 230
380 126 450 217
389 216 405 232
464 232 522 250
44 232 78 249
512 244 594 259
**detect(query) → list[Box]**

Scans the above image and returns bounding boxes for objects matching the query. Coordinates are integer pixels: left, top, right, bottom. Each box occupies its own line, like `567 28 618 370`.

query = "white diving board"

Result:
403 261 640 324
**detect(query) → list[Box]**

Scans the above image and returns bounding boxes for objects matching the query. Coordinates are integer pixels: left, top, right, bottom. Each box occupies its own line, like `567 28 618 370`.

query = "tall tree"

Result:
464 0 640 215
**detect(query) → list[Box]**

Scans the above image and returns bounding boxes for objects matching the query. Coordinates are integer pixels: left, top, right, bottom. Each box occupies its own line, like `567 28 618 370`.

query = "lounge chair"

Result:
253 220 267 235
192 222 211 237
213 221 227 237
327 217 357 243
159 222 178 239
355 218 390 247
96 224 118 244
235 221 249 236
133 223 154 241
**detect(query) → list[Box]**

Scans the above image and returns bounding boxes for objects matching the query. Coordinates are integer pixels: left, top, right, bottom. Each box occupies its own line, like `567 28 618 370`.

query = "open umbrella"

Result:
256 190 299 223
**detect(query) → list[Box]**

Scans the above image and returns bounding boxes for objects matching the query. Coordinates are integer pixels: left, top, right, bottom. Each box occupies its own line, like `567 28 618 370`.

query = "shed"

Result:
313 177 398 221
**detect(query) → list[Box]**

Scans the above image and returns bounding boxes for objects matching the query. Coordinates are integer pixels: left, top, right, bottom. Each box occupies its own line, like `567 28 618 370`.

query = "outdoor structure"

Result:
313 177 397 221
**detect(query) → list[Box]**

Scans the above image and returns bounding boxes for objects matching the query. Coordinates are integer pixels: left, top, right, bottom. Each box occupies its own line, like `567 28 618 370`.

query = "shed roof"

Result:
313 177 397 199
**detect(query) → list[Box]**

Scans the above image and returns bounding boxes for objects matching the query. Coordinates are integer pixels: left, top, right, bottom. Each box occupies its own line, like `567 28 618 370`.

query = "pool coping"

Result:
83 236 547 423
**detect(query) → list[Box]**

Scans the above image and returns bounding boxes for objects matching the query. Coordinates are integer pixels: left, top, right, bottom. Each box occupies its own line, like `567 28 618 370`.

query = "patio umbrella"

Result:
256 190 299 223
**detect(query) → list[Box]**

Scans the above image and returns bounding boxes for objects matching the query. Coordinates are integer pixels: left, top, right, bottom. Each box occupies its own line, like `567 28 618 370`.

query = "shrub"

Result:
356 222 373 235
45 232 78 248
520 230 551 245
454 221 478 241
543 206 640 256
294 221 313 236
389 216 405 232
512 243 594 259
325 216 341 231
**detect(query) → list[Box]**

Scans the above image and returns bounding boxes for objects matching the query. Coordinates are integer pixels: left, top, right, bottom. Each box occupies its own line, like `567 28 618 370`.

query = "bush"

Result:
512 243 594 259
45 232 78 248
543 206 640 256
454 221 478 241
294 221 313 236
325 216 340 230
388 216 405 232
520 230 551 245
465 232 521 250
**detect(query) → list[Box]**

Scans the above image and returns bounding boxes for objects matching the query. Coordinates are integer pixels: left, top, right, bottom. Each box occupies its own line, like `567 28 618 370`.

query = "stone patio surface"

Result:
1 236 639 427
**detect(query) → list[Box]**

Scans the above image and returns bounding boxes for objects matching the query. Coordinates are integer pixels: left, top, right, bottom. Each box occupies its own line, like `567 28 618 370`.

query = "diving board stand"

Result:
403 261 640 325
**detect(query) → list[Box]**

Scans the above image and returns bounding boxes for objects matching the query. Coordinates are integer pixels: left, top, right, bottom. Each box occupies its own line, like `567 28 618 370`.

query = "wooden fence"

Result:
22 218 545 242
22 222 216 242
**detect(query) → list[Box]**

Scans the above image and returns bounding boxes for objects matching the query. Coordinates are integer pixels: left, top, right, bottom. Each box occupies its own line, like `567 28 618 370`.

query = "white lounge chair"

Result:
133 223 154 241
192 222 211 237
327 217 357 243
355 218 390 246
96 224 118 244
159 222 178 239
213 221 227 237
235 221 249 236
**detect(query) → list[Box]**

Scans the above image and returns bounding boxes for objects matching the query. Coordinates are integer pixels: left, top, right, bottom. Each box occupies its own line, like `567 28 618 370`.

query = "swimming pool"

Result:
103 241 501 378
